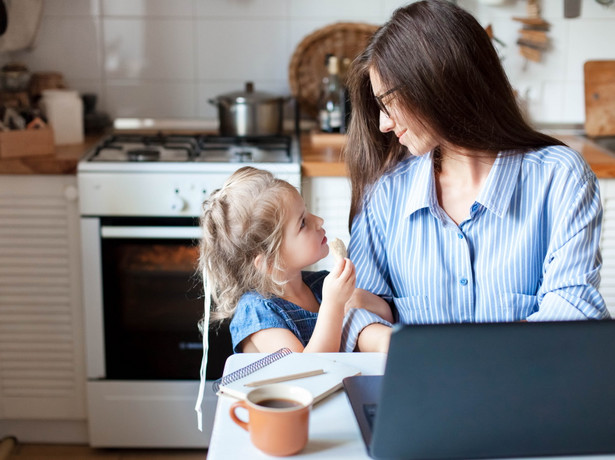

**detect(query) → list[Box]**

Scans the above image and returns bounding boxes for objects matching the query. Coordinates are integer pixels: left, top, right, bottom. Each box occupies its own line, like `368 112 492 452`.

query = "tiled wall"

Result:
1 0 615 124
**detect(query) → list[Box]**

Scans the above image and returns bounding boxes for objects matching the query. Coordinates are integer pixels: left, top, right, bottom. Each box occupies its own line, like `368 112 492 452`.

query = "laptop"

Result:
344 321 615 460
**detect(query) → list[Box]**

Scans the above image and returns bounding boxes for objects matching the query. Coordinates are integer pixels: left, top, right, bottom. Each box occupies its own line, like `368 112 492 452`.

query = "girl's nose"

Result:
379 110 395 133
314 214 324 228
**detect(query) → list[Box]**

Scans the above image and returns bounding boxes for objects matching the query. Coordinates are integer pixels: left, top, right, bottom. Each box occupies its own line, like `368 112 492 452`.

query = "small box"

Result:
0 127 55 158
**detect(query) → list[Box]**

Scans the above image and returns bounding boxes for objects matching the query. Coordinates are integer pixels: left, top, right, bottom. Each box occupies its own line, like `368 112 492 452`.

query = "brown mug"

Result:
229 384 314 456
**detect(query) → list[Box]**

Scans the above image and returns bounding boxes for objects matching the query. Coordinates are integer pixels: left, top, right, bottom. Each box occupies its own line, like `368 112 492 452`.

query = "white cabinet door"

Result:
599 179 615 318
0 175 86 420
302 177 352 272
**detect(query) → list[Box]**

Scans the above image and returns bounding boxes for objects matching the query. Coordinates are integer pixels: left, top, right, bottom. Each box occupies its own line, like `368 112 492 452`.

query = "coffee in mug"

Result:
229 384 314 456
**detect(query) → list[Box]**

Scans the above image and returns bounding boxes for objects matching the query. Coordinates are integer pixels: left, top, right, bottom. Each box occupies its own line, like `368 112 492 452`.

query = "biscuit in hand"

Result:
329 238 347 261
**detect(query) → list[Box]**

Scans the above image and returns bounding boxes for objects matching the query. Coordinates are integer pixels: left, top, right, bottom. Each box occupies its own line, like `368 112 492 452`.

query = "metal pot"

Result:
209 82 286 136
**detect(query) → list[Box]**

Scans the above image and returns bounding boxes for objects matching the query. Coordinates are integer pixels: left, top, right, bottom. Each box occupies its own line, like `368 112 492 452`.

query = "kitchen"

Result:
1 0 615 457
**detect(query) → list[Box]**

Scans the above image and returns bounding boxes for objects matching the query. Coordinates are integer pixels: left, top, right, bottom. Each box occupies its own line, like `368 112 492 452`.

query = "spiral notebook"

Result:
214 348 361 403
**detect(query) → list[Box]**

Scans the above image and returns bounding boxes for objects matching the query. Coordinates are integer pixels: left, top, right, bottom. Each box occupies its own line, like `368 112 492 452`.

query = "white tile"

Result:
289 0 382 20
196 19 288 81
567 20 615 82
579 1 615 19
44 0 100 16
563 80 585 124
103 19 195 80
195 0 288 18
9 17 102 79
105 81 197 118
102 0 194 17
496 17 568 83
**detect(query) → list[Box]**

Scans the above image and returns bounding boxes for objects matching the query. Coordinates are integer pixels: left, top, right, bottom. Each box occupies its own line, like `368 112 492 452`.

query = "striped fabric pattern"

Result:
347 145 610 337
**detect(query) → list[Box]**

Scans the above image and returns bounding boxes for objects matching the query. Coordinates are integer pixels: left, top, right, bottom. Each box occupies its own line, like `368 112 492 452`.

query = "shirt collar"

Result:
476 151 523 218
403 151 436 219
402 150 523 220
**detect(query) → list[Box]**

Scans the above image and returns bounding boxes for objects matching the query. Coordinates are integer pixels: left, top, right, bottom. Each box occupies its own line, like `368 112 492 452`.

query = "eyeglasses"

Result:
374 85 401 118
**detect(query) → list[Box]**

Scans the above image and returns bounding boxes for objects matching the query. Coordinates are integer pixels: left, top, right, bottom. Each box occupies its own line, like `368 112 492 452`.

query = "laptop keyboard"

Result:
363 403 378 430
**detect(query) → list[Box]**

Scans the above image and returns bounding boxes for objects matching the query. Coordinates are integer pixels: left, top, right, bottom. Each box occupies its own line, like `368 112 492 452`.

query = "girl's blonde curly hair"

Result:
199 166 297 326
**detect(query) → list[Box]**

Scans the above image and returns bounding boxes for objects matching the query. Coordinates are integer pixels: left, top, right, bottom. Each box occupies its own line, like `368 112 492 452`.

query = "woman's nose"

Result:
379 110 395 133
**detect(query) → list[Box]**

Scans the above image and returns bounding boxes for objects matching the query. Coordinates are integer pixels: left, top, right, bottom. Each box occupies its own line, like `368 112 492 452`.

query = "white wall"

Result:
1 0 614 124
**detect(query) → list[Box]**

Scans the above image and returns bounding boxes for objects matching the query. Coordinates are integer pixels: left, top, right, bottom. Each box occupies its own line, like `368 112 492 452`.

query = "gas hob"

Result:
78 133 301 174
77 132 301 217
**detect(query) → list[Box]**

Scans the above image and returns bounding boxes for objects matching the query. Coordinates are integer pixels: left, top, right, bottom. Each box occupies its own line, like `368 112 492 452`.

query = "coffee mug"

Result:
229 384 314 456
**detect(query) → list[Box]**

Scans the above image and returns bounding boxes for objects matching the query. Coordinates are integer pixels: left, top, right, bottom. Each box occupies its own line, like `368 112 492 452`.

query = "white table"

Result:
206 352 386 459
207 353 615 460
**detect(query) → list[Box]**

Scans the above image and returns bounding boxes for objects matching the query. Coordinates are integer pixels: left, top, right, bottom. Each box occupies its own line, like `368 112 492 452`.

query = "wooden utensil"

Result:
584 60 615 137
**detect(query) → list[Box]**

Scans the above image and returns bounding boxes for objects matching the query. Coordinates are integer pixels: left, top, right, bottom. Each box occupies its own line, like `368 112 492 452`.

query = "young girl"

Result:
199 166 391 354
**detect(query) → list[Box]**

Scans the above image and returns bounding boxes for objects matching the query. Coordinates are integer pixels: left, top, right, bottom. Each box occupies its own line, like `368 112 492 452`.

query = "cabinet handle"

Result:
64 185 79 202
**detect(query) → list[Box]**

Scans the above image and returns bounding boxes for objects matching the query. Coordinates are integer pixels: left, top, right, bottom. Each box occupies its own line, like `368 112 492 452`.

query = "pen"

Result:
244 369 325 387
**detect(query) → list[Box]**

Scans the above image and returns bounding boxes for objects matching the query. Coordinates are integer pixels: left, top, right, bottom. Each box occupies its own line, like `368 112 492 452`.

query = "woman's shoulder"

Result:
523 144 594 180
372 156 423 191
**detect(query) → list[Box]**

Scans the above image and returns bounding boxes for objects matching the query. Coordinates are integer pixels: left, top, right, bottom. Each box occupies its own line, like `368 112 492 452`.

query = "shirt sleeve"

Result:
229 294 289 353
340 308 392 353
530 171 610 321
340 186 396 351
349 185 395 299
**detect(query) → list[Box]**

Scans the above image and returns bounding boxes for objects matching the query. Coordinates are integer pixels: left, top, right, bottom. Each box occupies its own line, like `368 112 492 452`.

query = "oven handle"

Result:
101 226 202 239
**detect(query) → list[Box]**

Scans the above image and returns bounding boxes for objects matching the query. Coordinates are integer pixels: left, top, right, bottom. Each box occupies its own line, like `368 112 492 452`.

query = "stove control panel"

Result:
78 172 300 217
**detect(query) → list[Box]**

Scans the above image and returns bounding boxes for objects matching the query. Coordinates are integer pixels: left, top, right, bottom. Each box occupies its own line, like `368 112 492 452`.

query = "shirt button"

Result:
460 278 468 286
457 233 464 239
471 203 479 212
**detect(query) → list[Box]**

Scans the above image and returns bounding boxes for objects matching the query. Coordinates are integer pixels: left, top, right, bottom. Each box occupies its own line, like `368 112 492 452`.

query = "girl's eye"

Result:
300 218 306 229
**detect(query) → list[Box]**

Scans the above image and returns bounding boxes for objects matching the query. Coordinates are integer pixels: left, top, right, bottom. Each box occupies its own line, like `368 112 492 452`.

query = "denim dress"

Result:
229 271 327 353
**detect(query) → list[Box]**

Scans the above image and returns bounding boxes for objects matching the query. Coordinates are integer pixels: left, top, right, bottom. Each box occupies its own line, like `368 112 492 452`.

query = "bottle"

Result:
40 89 84 145
318 55 343 133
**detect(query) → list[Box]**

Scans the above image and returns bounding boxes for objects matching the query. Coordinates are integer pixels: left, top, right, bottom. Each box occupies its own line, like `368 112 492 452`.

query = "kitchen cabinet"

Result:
0 175 86 421
599 179 615 318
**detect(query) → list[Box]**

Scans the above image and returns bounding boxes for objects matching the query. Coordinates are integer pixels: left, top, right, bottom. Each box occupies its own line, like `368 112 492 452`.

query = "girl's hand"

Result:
322 258 356 309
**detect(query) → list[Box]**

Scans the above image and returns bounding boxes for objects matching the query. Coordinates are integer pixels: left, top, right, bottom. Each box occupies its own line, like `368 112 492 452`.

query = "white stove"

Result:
77 130 301 448
78 133 301 218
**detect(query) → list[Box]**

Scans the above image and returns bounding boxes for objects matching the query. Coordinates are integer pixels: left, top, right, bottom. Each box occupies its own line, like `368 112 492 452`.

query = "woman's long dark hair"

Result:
343 0 564 224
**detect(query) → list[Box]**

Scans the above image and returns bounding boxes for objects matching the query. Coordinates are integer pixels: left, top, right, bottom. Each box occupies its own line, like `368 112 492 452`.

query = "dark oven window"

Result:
100 219 232 380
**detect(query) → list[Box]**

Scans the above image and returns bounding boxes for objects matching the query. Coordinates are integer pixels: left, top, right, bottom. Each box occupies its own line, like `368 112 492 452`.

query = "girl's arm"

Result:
303 258 355 352
240 328 305 353
239 259 356 353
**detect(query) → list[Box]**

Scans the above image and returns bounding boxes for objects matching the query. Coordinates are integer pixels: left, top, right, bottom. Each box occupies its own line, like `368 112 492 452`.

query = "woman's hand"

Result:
322 258 356 310
345 288 394 323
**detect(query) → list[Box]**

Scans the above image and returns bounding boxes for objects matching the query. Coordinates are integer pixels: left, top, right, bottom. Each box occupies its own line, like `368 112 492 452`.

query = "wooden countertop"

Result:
300 132 615 179
0 135 104 175
2 131 615 178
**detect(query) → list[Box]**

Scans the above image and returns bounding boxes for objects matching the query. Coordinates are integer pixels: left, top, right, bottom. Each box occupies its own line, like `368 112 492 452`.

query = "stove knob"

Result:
170 194 187 212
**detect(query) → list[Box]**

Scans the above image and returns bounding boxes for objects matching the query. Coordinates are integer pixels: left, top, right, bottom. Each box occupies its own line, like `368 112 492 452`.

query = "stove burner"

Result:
127 148 161 162
86 132 293 164
229 146 258 162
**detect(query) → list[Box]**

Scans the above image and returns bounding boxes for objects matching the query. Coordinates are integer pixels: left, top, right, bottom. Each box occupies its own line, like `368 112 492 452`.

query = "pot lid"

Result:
216 82 283 103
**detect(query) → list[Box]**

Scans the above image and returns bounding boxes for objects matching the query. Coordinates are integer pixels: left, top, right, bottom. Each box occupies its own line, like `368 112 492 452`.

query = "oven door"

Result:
81 216 232 381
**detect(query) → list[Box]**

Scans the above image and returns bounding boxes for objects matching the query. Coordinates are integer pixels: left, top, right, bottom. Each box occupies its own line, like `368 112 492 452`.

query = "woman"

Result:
342 0 609 344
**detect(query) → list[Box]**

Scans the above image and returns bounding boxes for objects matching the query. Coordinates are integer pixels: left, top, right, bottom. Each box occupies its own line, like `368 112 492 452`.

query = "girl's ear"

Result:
253 254 264 271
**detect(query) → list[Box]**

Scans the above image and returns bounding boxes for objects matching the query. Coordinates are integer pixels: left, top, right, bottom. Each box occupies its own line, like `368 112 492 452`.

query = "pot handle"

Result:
209 98 230 108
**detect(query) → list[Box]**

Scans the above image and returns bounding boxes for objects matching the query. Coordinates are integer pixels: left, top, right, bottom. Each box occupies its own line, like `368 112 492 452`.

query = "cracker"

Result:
329 238 347 261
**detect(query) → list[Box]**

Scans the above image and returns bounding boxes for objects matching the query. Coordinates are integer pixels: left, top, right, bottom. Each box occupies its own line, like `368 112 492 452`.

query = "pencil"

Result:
244 369 325 387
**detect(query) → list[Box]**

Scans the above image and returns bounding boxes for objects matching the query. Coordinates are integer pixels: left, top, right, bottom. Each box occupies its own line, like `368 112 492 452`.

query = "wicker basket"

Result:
288 22 380 119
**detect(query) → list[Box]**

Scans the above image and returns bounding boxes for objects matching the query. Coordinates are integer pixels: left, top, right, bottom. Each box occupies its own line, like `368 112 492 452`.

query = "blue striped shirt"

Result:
347 145 609 333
